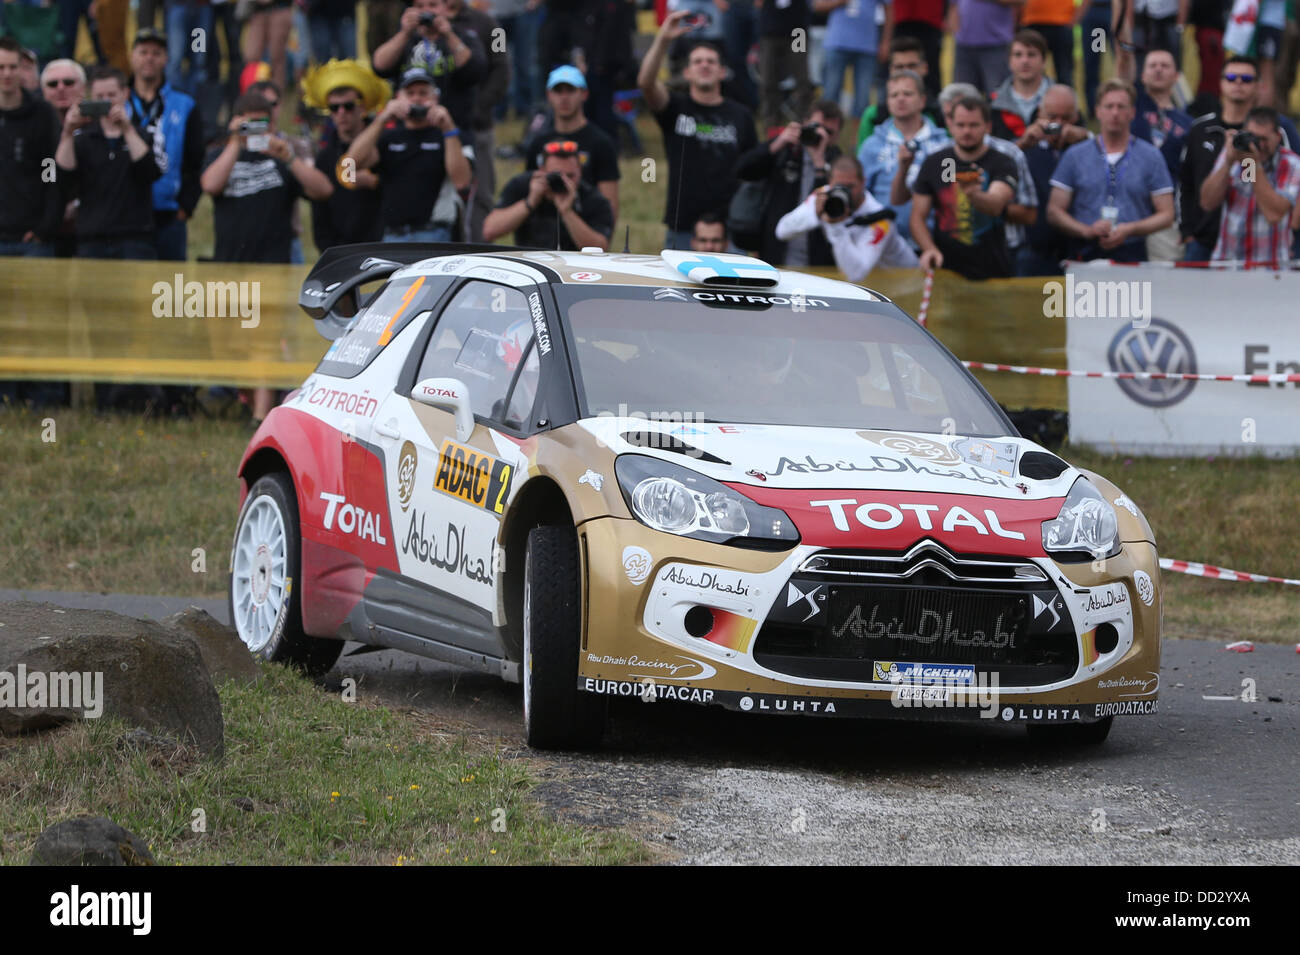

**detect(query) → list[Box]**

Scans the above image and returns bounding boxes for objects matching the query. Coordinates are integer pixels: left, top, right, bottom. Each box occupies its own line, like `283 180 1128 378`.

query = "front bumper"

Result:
576 519 1162 725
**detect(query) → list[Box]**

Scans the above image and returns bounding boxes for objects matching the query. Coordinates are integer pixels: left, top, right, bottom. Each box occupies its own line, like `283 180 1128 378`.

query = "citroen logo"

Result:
1107 318 1197 408
654 287 689 301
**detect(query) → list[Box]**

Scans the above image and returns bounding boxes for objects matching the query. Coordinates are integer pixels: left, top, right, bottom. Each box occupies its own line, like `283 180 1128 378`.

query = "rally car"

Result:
229 243 1162 749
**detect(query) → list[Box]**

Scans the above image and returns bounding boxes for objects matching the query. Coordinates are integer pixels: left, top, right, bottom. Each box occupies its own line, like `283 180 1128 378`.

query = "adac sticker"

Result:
433 439 513 515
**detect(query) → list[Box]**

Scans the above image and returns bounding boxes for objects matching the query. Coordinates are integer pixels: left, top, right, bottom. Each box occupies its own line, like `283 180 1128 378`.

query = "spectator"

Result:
717 0 759 109
1178 56 1300 261
491 0 542 120
242 0 296 92
690 210 729 251
372 0 487 133
855 37 943 148
582 0 639 140
308 1 359 62
368 0 409 55
1189 0 1230 98
522 66 620 222
301 60 389 250
892 0 945 99
814 0 892 122
39 59 87 121
210 0 245 108
484 137 614 248
127 29 204 262
1198 106 1300 265
756 0 811 132
1117 0 1186 72
735 99 843 265
990 29 1052 141
776 154 919 281
859 69 948 246
1047 79 1174 262
57 2 99 60
165 1 213 95
1080 0 1113 116
1254 0 1286 108
952 0 1017 94
17 46 38 92
910 95 1020 279
1014 83 1091 275
639 14 758 249
1022 0 1082 88
344 69 472 242
538 0 592 78
55 66 161 260
0 38 61 257
446 0 508 241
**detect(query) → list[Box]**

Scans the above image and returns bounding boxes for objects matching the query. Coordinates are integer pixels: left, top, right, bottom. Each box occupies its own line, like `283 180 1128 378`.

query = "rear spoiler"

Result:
299 242 529 340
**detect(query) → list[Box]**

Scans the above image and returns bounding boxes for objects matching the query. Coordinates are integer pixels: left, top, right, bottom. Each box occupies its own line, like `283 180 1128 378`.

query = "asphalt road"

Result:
6 589 1298 864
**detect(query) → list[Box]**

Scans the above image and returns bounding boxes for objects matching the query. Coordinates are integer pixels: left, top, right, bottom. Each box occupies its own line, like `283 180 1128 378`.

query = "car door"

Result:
368 279 543 649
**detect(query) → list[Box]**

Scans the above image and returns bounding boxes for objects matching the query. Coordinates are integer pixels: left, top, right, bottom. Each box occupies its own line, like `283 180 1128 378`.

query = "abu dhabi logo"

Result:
653 287 689 301
1107 318 1197 408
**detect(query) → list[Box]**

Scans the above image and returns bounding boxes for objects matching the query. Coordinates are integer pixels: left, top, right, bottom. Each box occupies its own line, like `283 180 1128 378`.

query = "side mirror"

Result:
411 377 474 442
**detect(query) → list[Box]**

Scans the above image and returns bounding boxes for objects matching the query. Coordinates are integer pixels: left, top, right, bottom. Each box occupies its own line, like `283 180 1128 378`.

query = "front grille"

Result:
799 542 1047 585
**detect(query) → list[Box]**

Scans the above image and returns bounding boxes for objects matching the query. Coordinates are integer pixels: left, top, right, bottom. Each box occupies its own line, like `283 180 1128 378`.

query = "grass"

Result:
0 406 1296 643
0 663 648 865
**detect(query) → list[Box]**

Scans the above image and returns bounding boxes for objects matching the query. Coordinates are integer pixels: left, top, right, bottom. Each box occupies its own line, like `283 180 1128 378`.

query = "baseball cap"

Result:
133 28 167 49
398 67 436 90
547 66 587 91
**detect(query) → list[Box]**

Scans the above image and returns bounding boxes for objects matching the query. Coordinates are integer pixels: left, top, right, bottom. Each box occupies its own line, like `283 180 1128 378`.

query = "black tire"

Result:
229 472 343 678
1027 716 1114 745
522 525 606 749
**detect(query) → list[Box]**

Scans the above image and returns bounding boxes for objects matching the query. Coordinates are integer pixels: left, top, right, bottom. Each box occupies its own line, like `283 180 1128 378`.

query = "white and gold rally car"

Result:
229 244 1161 748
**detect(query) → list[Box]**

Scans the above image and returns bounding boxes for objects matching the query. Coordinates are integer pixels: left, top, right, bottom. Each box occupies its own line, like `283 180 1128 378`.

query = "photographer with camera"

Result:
910 95 1019 280
372 0 486 132
484 137 613 249
733 100 843 265
1015 83 1090 275
55 66 162 260
345 68 473 243
1198 107 1300 265
775 155 919 282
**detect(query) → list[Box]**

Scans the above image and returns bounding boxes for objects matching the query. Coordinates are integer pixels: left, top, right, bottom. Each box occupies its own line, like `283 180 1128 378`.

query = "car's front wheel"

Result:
1027 716 1113 745
229 472 342 677
522 525 606 749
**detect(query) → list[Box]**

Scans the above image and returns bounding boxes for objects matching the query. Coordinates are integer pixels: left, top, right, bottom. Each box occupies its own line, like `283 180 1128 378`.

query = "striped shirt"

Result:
1211 145 1300 266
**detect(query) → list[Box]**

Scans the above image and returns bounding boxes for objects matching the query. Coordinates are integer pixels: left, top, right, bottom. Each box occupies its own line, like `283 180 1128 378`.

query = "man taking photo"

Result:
522 66 621 223
484 137 613 250
372 0 486 132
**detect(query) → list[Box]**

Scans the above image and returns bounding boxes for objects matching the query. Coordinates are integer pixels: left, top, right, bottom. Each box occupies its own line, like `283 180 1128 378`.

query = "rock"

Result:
0 602 224 758
232 797 254 812
116 727 181 753
30 817 155 866
162 606 261 686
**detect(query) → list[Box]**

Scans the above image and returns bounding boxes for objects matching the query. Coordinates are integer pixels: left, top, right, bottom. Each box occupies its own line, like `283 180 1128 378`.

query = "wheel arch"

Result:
499 475 578 660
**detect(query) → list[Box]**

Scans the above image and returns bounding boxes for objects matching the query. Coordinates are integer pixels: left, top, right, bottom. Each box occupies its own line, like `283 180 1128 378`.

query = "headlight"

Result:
1042 477 1121 561
615 454 800 548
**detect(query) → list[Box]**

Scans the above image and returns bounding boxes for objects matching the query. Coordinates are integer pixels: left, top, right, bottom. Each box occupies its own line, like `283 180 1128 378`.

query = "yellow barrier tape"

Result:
0 259 1066 408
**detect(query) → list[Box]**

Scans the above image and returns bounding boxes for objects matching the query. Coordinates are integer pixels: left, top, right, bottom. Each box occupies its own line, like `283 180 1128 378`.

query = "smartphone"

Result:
79 100 112 118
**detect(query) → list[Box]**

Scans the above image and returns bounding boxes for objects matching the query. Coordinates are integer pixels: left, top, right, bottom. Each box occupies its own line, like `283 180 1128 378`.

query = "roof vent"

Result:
660 250 779 289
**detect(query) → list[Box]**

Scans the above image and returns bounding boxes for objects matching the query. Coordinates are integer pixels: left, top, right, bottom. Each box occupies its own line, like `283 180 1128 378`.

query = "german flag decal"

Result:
433 439 513 515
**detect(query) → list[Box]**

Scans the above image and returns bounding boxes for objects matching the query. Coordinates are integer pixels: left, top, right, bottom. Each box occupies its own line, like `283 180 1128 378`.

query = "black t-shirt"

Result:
373 124 453 231
654 91 757 231
912 144 1019 280
522 120 620 189
203 146 302 263
388 28 486 132
313 133 383 250
497 171 614 250
70 124 162 240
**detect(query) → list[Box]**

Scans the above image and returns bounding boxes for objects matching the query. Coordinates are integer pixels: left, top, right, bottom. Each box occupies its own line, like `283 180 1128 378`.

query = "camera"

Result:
418 11 434 25
407 103 429 120
546 171 568 194
79 100 111 118
240 117 271 152
822 184 853 220
903 138 920 154
1233 130 1259 152
1044 122 1063 137
683 12 710 29
799 122 826 147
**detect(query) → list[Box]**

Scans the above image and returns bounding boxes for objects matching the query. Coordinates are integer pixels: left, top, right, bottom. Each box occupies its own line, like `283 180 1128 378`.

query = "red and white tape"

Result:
962 361 1300 384
1159 558 1300 587
916 269 934 327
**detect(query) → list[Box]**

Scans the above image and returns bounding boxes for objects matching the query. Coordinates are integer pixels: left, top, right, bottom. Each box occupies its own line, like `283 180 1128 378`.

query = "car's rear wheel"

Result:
522 525 606 749
229 472 342 677
1027 716 1113 745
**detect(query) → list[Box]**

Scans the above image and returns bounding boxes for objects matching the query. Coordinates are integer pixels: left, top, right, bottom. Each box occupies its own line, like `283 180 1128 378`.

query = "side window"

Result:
316 274 444 379
416 281 537 424
503 342 540 430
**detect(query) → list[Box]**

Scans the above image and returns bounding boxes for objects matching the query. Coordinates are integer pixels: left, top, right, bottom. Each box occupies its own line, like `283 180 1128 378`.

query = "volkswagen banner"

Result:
1064 264 1300 456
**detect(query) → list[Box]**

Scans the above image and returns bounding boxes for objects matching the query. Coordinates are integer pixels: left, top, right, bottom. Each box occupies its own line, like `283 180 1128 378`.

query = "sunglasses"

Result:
1223 73 1257 84
328 101 358 113
46 78 78 88
542 140 578 155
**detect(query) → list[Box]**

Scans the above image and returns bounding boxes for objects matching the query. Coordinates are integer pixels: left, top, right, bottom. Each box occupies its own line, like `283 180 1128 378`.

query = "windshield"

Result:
558 287 1013 436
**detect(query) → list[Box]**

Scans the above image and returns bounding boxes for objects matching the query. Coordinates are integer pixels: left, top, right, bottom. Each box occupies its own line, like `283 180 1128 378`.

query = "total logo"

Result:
320 492 388 544
420 384 460 400
809 499 1026 540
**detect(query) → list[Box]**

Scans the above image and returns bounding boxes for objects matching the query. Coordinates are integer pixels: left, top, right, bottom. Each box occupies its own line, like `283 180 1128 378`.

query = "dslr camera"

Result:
546 171 568 194
799 122 826 147
407 103 429 120
1233 130 1260 152
1044 122 1063 137
822 184 853 220
418 11 435 26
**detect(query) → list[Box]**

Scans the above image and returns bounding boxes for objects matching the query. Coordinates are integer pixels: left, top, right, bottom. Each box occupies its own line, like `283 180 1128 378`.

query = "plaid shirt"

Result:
1212 145 1300 265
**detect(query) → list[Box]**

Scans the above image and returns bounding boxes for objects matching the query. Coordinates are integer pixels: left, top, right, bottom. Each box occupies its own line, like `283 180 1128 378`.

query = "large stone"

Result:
0 602 224 757
30 817 155 866
162 606 261 686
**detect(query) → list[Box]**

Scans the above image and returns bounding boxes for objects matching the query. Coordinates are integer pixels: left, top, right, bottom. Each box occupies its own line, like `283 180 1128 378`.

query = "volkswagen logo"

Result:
1107 318 1197 408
